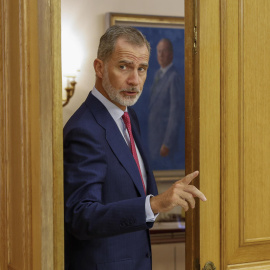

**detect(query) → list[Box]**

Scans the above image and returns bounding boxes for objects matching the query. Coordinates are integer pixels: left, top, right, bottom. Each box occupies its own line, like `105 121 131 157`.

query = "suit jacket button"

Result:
146 252 150 258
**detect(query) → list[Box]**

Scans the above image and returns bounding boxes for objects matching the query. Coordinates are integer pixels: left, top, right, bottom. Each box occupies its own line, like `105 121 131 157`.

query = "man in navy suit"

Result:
64 25 206 270
148 38 185 170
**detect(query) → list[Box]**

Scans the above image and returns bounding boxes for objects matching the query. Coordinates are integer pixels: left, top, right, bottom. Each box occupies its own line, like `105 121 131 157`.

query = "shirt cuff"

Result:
145 194 159 222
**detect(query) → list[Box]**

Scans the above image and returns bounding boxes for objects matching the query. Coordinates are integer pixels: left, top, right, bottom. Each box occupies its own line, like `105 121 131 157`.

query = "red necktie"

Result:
122 112 146 194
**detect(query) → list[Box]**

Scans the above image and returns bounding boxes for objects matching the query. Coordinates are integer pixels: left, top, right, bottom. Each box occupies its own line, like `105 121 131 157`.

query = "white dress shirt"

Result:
159 62 173 78
91 87 157 222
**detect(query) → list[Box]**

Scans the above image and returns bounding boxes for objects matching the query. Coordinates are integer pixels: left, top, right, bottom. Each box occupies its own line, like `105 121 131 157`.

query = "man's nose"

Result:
127 70 139 86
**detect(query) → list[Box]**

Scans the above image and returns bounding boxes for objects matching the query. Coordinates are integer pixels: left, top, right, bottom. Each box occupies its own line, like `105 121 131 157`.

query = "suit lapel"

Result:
86 93 146 197
149 66 174 109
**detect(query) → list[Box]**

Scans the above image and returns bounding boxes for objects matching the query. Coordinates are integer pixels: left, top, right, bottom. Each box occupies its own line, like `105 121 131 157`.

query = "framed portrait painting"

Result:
107 13 185 182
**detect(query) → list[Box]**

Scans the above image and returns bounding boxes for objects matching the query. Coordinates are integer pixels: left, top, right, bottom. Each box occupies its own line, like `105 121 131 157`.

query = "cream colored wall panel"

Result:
152 243 185 270
175 243 185 270
152 244 175 270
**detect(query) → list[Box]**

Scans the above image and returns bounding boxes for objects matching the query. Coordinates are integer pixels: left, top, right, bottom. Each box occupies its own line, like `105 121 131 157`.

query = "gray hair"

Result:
97 25 151 62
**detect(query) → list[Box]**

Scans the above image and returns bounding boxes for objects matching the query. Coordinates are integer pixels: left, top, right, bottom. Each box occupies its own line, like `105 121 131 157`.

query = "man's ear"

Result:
94 59 104 79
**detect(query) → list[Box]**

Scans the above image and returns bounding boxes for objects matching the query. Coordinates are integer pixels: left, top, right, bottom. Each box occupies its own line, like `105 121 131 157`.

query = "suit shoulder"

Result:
165 69 183 87
167 65 181 78
64 102 98 135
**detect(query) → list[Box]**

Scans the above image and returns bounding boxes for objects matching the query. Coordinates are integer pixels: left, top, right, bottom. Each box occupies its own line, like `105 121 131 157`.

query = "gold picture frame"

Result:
106 13 184 29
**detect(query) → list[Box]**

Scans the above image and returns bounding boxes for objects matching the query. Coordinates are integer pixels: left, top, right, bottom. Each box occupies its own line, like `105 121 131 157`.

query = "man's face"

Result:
157 40 173 68
101 38 149 110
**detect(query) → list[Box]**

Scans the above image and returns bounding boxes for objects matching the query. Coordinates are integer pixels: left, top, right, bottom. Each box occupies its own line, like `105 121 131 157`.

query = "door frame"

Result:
0 0 64 268
185 0 221 269
185 0 200 268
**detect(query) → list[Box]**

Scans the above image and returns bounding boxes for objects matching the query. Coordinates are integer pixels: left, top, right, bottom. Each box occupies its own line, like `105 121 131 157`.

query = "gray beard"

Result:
102 68 142 107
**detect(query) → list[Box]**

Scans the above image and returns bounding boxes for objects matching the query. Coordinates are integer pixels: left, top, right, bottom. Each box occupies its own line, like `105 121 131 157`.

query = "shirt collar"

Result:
160 62 173 76
91 87 126 122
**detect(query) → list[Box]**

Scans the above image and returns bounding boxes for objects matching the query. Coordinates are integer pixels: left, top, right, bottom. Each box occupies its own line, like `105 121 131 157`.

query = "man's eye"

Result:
138 67 146 72
120 65 126 70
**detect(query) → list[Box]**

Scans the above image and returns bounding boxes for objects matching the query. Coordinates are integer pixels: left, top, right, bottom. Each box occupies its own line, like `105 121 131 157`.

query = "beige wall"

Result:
62 0 185 124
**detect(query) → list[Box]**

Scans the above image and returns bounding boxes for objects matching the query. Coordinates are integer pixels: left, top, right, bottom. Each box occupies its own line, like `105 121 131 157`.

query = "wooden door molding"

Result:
185 0 200 269
185 0 221 269
0 0 63 269
38 0 64 268
0 2 8 268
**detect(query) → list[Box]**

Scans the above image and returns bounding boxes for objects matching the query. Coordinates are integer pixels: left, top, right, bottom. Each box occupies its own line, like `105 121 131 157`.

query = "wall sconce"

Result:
61 25 83 107
62 75 77 107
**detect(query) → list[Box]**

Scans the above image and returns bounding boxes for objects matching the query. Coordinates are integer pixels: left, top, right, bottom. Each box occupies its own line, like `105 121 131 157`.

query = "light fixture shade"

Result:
61 26 83 77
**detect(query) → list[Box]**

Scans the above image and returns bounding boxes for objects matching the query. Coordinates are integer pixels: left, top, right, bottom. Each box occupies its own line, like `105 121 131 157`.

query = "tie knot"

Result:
122 112 131 130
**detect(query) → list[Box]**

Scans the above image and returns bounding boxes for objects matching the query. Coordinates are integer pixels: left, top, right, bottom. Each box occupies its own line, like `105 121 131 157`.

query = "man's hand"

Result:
160 144 169 157
150 171 207 214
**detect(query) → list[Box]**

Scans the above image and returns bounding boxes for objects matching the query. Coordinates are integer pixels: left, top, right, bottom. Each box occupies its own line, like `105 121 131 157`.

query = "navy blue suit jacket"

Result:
64 92 158 270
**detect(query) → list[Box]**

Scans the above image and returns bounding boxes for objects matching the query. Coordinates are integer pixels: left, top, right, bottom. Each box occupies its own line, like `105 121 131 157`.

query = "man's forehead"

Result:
157 41 169 49
111 40 149 64
115 37 148 49
114 51 149 62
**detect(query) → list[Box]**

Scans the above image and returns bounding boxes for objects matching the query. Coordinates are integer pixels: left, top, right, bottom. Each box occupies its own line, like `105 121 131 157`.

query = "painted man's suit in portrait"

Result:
148 64 185 170
64 92 158 270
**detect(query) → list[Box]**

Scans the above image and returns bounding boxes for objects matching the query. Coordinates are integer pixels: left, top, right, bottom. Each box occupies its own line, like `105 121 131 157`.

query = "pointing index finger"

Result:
180 171 199 185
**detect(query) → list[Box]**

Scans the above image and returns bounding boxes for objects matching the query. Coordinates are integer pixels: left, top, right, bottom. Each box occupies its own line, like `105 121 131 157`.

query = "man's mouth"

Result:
125 91 138 96
121 89 140 96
